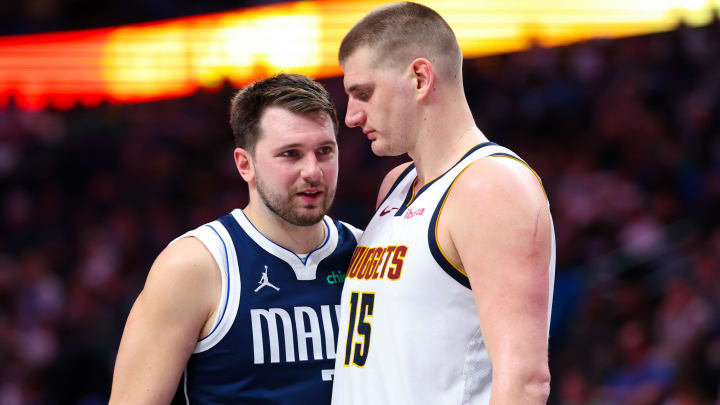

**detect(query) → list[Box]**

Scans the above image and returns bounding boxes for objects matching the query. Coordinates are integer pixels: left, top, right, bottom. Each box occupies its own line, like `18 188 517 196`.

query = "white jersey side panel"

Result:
331 143 556 405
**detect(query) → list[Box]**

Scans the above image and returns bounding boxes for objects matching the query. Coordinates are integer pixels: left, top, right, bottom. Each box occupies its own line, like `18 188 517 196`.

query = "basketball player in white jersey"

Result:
110 74 361 404
332 3 555 404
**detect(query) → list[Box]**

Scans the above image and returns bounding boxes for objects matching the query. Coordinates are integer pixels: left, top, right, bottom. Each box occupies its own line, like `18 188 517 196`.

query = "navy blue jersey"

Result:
172 209 361 404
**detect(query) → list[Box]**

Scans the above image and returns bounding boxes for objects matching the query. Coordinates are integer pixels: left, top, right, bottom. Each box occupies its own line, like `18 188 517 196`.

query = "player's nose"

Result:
345 100 366 128
300 153 322 182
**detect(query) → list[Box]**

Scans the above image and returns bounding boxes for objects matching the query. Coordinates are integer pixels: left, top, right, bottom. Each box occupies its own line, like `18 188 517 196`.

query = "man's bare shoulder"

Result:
376 161 413 209
153 237 219 277
141 236 221 313
448 156 547 213
440 155 551 272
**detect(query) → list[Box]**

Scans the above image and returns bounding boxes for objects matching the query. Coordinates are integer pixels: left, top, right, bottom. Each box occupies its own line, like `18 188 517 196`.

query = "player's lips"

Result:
363 129 376 139
296 188 323 203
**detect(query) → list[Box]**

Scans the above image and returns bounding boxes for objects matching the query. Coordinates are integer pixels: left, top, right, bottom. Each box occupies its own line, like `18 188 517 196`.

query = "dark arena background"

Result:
1 1 719 403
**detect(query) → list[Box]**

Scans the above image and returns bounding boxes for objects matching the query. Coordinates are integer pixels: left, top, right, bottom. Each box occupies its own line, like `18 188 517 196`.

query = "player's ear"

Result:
234 148 254 183
410 58 434 101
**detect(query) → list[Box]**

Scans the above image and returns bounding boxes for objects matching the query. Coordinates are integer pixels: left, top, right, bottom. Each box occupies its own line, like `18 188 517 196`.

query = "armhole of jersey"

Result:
171 221 242 353
377 163 415 210
427 163 478 290
339 221 363 242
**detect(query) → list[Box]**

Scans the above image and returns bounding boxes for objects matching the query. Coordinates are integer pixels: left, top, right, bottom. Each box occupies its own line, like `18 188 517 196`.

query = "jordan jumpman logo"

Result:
254 265 280 292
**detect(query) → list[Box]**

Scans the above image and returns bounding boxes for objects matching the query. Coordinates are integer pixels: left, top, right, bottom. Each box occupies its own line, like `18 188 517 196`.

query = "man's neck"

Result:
242 203 327 254
408 99 488 188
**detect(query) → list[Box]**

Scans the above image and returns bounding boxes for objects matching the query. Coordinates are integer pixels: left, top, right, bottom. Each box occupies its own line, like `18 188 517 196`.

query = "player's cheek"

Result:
324 161 339 183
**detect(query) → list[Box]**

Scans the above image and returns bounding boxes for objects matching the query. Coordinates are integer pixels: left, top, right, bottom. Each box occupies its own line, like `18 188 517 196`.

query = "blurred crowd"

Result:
0 0 284 36
1 15 720 405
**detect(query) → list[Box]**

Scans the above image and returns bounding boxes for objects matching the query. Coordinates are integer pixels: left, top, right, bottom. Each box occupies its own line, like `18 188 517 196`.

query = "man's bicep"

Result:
110 240 219 404
462 212 552 360
448 162 552 383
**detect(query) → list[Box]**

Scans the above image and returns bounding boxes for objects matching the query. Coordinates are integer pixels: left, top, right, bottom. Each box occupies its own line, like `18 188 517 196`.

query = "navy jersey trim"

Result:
427 163 483 290
489 152 528 166
396 142 496 217
376 162 416 212
197 224 230 342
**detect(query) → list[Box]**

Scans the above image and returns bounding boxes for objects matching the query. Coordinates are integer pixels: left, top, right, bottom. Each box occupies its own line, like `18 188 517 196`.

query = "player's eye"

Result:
317 146 333 155
281 149 299 157
351 86 372 102
357 91 371 101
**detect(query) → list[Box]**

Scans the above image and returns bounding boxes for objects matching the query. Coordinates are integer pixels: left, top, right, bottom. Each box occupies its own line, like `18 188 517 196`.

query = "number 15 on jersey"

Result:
343 291 375 367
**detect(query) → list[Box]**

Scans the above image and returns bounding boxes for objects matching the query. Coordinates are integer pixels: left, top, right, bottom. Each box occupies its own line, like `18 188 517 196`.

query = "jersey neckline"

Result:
395 142 496 217
230 209 339 280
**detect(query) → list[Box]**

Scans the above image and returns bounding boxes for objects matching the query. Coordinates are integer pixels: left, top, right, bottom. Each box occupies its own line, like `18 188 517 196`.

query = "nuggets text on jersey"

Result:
345 245 408 281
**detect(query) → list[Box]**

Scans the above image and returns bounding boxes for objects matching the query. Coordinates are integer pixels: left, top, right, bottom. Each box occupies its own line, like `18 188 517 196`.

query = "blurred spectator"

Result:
656 277 712 360
599 320 674 404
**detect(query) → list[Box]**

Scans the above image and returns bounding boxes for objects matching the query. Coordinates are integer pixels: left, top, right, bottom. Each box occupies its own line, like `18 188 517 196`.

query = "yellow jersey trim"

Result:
433 162 480 278
489 153 548 200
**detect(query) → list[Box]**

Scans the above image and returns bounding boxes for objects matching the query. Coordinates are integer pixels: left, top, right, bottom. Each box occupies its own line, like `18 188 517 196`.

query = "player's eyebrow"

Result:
345 83 372 96
273 139 337 151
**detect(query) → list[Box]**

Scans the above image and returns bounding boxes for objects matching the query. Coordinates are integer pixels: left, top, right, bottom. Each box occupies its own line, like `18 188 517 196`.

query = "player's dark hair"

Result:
338 2 462 82
229 73 338 153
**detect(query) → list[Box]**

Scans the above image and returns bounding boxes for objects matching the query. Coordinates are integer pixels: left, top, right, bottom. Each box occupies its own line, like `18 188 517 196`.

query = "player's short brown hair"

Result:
338 2 462 82
229 73 338 153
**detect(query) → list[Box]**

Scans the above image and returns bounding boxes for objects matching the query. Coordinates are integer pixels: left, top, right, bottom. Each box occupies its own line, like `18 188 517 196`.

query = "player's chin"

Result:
371 142 402 157
294 204 328 223
369 141 388 156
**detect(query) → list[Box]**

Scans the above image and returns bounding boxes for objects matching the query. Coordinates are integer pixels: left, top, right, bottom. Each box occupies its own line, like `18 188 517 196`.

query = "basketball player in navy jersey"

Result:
332 3 554 405
110 74 361 404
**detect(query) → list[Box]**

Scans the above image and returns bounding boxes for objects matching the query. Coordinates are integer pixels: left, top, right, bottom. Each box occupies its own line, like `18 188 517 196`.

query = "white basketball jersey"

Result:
331 142 556 405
